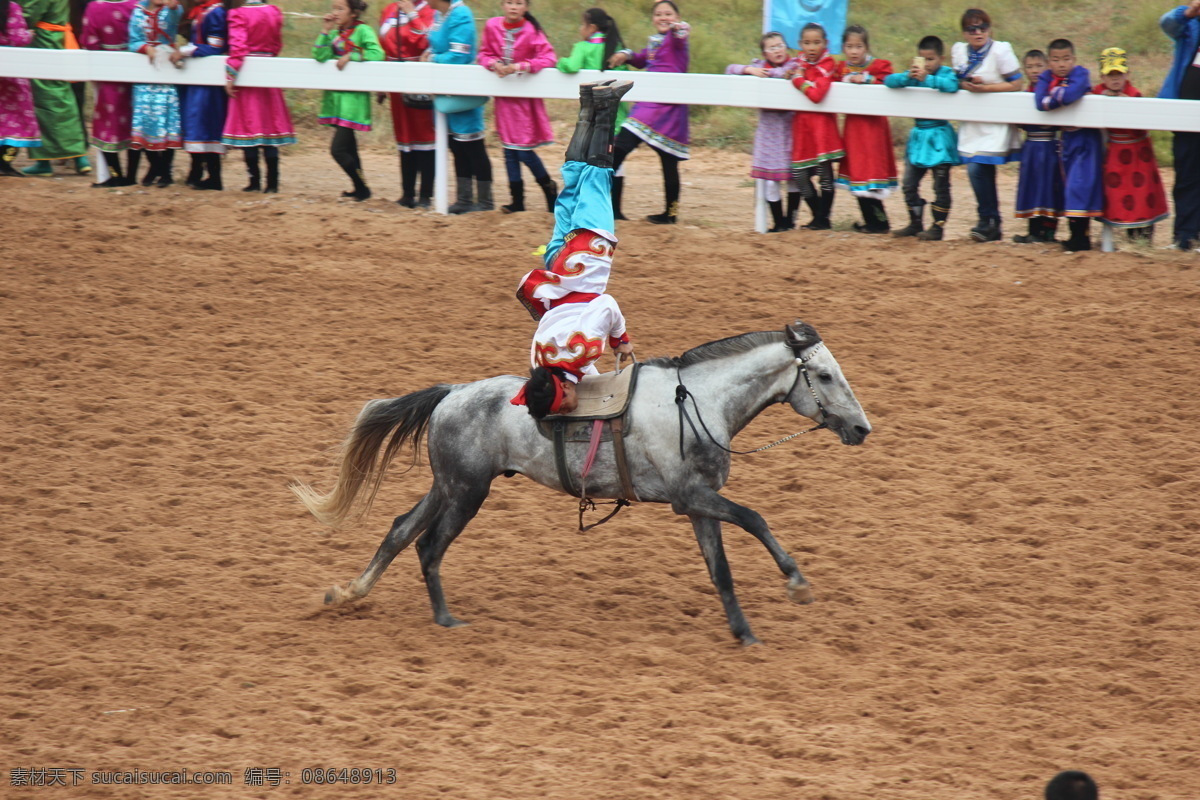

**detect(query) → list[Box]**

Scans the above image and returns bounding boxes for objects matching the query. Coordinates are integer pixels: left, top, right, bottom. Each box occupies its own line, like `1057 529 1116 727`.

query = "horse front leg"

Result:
689 515 759 646
677 488 814 605
415 486 488 628
324 492 440 607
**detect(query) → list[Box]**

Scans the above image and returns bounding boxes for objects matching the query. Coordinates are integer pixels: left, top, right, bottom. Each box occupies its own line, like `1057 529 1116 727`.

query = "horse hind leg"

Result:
689 515 760 646
415 487 488 628
324 492 441 607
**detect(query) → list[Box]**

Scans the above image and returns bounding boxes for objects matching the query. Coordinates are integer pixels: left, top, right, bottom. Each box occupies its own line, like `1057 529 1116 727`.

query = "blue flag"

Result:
765 0 849 55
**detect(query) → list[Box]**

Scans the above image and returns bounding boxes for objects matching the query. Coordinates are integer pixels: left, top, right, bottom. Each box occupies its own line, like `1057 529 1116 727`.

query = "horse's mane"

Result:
644 329 809 369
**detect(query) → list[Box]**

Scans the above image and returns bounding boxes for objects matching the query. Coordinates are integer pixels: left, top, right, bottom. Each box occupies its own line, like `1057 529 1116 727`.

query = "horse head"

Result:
784 321 871 446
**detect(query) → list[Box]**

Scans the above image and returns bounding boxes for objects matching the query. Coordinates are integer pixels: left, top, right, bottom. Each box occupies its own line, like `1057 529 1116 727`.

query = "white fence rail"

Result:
3 48 1196 226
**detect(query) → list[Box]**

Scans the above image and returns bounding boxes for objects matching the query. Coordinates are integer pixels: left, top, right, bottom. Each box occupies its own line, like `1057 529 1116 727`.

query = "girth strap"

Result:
552 420 579 497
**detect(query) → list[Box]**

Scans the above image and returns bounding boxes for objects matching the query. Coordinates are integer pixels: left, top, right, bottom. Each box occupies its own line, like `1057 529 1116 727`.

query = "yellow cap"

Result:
1100 46 1129 74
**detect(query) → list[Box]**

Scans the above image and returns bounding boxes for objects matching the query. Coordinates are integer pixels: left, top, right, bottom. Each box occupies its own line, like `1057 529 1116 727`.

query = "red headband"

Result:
509 374 566 413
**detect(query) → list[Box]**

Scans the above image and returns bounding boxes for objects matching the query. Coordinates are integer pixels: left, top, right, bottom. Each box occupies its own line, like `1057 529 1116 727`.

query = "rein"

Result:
674 339 829 460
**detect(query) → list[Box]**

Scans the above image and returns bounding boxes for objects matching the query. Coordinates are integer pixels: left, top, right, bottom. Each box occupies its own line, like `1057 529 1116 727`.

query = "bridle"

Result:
674 331 830 459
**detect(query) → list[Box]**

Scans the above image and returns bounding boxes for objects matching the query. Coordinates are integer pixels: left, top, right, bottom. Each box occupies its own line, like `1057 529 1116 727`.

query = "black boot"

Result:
767 199 788 232
157 149 174 187
397 151 416 206
341 168 370 201
124 149 141 186
894 204 924 237
586 81 632 169
804 192 833 230
263 154 279 193
852 196 889 233
1063 217 1092 251
1039 217 1060 242
917 205 948 240
536 174 557 212
801 195 821 229
193 153 223 190
140 151 161 186
612 175 627 220
785 191 801 230
242 147 261 192
448 176 474 214
0 145 21 176
969 216 1001 242
93 152 126 187
471 179 493 212
1012 217 1039 243
501 179 525 213
564 81 600 163
186 154 204 187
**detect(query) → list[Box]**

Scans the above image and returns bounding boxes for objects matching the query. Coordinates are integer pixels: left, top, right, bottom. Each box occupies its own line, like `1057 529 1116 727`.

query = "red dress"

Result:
790 51 843 169
1091 82 1169 228
379 1 435 151
835 57 897 196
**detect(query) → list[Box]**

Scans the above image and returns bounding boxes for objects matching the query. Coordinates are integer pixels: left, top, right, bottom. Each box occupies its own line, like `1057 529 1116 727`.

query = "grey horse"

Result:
292 321 871 645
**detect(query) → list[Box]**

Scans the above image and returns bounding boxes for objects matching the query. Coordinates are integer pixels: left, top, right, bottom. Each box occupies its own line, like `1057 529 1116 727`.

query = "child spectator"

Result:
128 0 183 187
726 31 800 232
478 0 557 214
81 0 139 186
426 0 493 214
952 8 1023 242
1035 38 1103 251
0 0 40 177
314 0 385 202
835 23 896 233
790 22 842 230
379 0 435 207
222 0 296 193
558 8 628 134
884 34 960 240
1013 49 1063 242
607 0 690 224
22 0 88 176
173 0 228 190
1092 47 1170 241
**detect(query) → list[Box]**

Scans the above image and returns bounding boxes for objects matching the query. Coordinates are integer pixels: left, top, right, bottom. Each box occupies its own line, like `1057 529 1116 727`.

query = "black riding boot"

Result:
767 199 788 232
611 175 626 220
536 174 557 212
917 205 948 240
894 204 924 237
784 191 801 230
564 81 598 163
853 196 889 233
186 154 204 187
263 153 279 193
242 147 261 192
1063 217 1092 252
501 179 525 213
194 153 223 190
586 81 632 169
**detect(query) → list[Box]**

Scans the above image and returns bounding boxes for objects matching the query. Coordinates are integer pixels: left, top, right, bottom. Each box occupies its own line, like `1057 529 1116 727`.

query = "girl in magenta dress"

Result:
81 0 139 185
607 0 689 224
790 22 843 230
478 0 557 214
0 0 42 176
221 0 296 192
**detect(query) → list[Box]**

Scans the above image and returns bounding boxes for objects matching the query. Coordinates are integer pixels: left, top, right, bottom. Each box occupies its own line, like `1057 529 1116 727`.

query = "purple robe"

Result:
81 0 138 151
622 23 689 159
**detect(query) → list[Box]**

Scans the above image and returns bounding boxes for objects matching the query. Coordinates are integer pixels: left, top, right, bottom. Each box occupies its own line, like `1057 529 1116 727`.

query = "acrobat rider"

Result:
510 80 636 419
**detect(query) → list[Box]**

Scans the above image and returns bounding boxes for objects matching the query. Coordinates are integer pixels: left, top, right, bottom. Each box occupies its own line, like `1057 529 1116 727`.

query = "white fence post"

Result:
434 111 449 215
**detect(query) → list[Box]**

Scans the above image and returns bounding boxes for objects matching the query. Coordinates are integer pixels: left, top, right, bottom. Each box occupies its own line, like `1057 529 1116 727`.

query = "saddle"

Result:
536 364 641 503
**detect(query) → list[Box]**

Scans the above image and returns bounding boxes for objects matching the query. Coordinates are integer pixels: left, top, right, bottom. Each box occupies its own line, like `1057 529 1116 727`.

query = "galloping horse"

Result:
292 321 871 645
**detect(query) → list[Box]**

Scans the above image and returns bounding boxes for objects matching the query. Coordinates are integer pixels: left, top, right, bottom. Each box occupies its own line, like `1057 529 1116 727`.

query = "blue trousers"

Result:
544 162 614 267
504 147 549 184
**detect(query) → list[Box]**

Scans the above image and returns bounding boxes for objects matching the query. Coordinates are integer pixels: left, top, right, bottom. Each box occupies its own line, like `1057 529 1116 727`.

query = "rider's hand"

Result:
615 341 634 363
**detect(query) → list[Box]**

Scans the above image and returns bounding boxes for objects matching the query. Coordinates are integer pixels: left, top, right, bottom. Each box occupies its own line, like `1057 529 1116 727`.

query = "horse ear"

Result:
785 321 820 348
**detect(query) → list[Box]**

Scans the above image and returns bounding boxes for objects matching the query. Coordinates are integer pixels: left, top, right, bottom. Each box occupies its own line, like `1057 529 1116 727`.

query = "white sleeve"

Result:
994 41 1020 79
950 41 966 73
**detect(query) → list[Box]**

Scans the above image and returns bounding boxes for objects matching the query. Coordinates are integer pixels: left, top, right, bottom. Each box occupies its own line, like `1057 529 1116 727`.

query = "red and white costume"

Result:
790 50 843 169
516 230 628 382
1091 81 1170 229
378 0 435 151
834 57 898 197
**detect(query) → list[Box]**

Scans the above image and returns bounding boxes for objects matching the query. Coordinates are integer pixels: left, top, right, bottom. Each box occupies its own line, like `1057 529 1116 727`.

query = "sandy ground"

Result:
1 134 1199 800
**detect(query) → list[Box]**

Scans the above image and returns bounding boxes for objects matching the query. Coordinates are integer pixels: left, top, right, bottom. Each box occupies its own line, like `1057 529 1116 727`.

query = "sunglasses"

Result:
963 24 990 33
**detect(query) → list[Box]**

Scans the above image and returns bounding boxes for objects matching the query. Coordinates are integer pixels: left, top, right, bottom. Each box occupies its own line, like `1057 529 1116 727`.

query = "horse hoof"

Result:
436 616 469 628
741 633 762 647
788 579 815 605
324 585 353 606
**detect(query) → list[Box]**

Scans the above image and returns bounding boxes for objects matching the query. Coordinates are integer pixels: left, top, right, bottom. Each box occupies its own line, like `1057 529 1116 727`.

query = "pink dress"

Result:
0 1 42 148
81 0 138 151
477 16 555 150
221 0 295 147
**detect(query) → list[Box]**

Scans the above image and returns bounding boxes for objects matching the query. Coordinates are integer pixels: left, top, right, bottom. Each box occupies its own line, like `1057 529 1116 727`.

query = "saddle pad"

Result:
549 364 640 420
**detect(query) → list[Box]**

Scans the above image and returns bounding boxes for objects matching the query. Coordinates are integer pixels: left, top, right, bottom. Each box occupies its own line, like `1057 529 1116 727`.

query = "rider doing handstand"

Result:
510 79 637 419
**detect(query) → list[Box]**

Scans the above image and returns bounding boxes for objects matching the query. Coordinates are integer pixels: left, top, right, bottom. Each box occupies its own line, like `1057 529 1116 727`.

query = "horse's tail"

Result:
290 384 453 528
